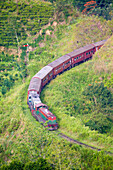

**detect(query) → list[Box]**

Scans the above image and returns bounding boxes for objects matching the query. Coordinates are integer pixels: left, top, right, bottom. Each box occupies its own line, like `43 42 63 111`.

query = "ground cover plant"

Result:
0 0 113 168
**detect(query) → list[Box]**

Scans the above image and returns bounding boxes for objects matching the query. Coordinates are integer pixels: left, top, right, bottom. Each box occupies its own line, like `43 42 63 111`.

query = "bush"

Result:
85 113 113 133
1 160 23 170
0 158 53 170
82 82 113 108
24 158 53 170
82 82 113 133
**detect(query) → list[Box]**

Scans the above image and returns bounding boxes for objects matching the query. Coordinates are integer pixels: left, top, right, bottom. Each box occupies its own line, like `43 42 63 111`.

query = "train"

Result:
27 39 106 130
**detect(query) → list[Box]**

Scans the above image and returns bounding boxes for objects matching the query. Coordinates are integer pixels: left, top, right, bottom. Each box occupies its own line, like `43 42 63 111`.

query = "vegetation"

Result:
0 0 53 47
0 51 27 96
46 0 113 20
0 158 53 170
0 0 113 169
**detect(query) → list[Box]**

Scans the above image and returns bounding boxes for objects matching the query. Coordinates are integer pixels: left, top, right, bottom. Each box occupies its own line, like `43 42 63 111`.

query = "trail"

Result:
57 132 113 155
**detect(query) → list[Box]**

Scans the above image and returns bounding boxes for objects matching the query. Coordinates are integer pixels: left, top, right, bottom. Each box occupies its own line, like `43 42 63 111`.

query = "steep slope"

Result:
0 15 113 168
41 35 113 151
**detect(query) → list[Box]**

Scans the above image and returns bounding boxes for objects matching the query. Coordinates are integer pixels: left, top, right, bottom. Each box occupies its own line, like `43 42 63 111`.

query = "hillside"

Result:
41 35 113 151
0 1 113 169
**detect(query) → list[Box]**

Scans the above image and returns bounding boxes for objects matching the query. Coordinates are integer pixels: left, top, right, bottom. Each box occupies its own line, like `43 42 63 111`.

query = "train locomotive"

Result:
27 39 106 130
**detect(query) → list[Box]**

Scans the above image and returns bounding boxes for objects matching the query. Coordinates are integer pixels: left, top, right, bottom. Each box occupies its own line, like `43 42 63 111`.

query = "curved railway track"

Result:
57 132 113 155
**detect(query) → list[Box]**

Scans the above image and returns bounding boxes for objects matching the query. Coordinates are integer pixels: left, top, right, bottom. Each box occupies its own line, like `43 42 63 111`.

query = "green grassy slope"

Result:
0 15 113 168
41 35 113 152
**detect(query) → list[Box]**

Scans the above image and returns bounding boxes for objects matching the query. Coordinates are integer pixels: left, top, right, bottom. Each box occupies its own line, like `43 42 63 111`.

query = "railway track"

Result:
57 132 113 155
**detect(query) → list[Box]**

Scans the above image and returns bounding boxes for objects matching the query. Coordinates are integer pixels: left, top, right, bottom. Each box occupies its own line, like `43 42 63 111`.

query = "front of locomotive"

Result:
46 115 58 131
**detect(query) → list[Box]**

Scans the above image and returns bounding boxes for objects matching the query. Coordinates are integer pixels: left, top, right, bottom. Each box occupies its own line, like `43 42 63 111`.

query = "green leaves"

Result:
0 1 54 47
83 82 113 108
82 82 113 133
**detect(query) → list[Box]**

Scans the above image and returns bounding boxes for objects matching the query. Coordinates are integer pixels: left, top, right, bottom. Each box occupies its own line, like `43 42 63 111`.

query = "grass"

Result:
0 15 113 168
41 35 113 153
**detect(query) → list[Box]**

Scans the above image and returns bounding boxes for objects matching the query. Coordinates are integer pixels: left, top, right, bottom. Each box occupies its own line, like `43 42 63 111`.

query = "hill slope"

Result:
0 14 113 169
41 35 113 152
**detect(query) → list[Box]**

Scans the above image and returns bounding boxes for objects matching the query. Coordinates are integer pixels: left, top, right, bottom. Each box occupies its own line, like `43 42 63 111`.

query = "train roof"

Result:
34 66 53 79
36 103 48 108
28 77 41 92
68 44 95 57
48 54 71 68
31 95 41 103
93 40 106 47
39 107 56 118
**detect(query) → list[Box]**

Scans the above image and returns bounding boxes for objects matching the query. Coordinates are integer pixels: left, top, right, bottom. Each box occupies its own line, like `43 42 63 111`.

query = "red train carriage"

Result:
68 44 95 67
68 48 85 67
33 66 53 88
93 40 106 51
82 44 95 60
48 54 71 77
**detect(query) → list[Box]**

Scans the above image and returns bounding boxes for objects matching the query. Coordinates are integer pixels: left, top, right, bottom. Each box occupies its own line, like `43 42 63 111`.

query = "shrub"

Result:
85 113 113 133
24 158 53 170
82 82 113 108
1 160 24 170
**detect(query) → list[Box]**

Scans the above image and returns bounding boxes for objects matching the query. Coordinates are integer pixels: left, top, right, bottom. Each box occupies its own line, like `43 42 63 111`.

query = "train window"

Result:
91 50 93 53
74 58 76 61
65 61 70 65
65 62 68 66
43 77 47 82
79 56 81 58
89 52 90 54
77 57 78 59
56 67 61 71
49 72 52 77
86 53 88 55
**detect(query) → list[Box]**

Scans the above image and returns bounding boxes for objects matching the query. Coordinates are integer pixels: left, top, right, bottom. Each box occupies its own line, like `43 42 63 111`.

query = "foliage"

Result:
79 82 113 133
0 52 28 95
82 82 113 108
0 158 53 170
53 0 74 21
48 0 113 20
104 73 113 88
0 1 54 47
0 5 113 169
1 160 23 170
85 114 113 133
88 3 113 20
24 158 53 170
